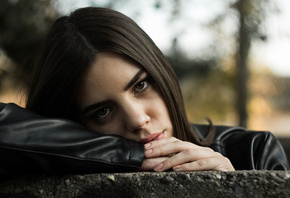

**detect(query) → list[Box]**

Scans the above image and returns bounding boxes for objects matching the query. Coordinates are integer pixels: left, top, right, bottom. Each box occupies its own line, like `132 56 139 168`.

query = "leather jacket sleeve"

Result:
0 103 145 176
193 124 289 170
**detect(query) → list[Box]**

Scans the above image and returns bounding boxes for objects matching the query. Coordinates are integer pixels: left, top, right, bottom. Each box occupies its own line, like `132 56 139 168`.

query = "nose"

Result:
123 101 150 133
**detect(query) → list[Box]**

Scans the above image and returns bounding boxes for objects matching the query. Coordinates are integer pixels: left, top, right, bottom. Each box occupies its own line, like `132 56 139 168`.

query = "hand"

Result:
140 157 168 171
144 137 235 172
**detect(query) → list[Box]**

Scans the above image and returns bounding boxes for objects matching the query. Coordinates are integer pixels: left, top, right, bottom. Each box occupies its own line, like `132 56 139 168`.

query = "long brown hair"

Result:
26 7 214 146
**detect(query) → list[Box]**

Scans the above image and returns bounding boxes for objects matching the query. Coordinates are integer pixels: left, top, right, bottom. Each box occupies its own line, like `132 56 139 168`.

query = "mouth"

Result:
139 131 165 144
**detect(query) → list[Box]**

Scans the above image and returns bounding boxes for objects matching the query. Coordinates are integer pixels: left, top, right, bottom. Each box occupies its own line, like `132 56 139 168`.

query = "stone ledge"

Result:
0 171 289 198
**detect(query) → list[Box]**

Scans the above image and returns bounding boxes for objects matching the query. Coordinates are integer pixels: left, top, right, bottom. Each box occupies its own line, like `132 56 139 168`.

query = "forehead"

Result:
87 52 140 85
78 52 141 105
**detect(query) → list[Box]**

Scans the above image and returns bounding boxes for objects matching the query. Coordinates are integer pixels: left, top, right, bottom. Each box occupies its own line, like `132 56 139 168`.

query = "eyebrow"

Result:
82 100 111 115
82 69 146 115
124 69 145 91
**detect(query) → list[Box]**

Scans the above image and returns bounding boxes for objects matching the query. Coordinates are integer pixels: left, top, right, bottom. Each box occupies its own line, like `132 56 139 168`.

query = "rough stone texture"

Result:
0 171 290 198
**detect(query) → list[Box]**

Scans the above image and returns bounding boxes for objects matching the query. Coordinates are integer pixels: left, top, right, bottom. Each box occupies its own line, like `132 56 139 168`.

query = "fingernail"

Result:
173 165 181 171
144 143 151 149
154 163 163 172
145 149 152 156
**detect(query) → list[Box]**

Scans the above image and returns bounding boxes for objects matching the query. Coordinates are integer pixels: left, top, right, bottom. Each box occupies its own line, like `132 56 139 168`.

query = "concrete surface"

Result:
0 171 289 198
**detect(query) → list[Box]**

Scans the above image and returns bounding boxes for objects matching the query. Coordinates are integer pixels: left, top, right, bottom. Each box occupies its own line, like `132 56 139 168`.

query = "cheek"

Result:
79 119 100 133
79 117 124 135
148 94 170 120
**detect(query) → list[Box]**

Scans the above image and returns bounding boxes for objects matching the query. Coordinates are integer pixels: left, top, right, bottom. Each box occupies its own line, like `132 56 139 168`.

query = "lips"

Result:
139 131 165 144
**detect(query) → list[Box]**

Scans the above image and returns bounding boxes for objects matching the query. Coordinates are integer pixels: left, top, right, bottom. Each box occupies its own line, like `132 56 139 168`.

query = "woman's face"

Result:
77 52 173 143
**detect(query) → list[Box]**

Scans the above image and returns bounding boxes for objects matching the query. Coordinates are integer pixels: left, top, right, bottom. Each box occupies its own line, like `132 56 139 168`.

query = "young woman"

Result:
0 7 288 176
25 6 233 172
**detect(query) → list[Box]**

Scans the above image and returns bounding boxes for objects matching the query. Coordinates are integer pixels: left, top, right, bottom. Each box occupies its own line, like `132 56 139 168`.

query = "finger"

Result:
144 137 179 149
140 157 168 171
145 140 209 158
153 148 220 171
172 156 235 172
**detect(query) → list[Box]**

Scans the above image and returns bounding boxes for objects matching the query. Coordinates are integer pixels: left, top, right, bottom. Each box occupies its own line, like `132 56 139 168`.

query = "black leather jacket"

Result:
0 103 144 176
193 125 289 170
0 103 288 177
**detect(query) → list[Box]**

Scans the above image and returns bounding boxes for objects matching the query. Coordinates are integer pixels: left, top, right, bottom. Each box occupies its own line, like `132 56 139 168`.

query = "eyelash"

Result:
90 76 152 123
133 77 151 94
91 107 113 122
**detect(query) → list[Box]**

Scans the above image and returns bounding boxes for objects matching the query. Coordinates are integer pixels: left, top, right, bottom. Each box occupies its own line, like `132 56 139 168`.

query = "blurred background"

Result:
0 0 290 137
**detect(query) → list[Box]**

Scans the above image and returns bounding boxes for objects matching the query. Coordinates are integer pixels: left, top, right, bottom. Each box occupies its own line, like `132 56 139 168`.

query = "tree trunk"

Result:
236 0 251 127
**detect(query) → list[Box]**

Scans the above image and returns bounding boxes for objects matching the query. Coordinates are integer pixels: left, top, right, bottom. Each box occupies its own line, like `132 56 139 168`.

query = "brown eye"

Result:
93 107 112 120
134 80 148 93
135 81 147 90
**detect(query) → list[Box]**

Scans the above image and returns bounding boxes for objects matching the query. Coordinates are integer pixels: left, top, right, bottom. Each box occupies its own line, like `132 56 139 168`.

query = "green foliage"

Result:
0 0 59 70
181 66 235 124
166 53 214 80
